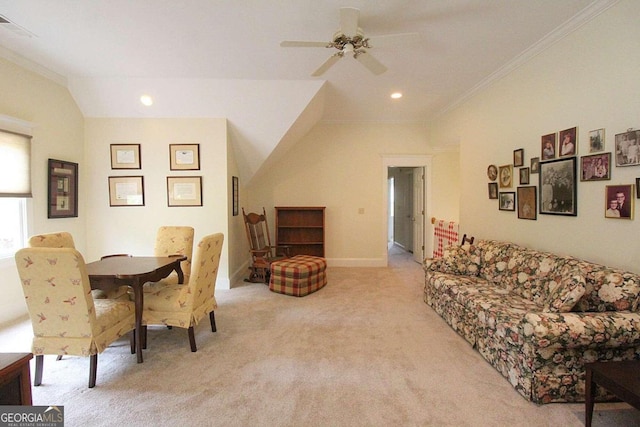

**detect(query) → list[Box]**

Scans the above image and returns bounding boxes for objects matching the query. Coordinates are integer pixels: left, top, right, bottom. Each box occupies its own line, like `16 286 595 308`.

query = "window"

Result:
0 122 32 259
0 198 27 259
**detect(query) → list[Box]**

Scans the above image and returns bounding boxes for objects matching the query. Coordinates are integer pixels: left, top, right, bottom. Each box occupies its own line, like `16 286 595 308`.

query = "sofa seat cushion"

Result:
470 289 542 348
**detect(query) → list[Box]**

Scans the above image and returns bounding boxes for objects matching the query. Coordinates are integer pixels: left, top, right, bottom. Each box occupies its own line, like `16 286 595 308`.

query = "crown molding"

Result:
0 45 67 86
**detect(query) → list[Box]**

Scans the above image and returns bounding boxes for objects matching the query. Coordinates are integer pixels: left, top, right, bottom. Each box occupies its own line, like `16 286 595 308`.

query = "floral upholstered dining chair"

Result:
153 226 195 285
15 247 136 388
143 233 224 352
28 231 129 300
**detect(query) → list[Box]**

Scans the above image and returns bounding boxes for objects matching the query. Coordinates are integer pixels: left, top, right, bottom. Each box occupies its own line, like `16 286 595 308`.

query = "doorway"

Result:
382 155 432 266
388 167 418 257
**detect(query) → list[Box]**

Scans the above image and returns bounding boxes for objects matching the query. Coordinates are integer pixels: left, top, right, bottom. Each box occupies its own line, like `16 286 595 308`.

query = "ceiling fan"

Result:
280 7 419 77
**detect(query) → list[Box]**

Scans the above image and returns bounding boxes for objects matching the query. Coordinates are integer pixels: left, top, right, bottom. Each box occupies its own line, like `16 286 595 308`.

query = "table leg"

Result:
133 280 144 363
585 366 594 427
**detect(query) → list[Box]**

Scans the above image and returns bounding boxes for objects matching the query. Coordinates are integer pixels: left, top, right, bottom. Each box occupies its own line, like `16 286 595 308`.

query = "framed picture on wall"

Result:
580 153 611 181
498 164 513 188
589 128 605 152
539 157 577 216
513 149 524 167
559 127 577 157
232 176 239 216
488 182 498 199
531 157 540 174
605 184 634 219
108 176 144 206
517 186 537 220
48 159 78 218
170 143 200 170
110 144 141 169
614 130 640 166
167 176 202 207
541 133 556 160
519 167 530 185
498 192 515 211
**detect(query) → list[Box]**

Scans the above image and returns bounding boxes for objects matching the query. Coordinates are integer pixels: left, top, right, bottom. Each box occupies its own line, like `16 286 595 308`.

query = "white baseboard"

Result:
326 258 386 267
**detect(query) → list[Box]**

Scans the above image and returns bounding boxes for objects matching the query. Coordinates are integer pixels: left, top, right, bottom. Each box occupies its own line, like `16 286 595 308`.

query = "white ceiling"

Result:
0 0 615 182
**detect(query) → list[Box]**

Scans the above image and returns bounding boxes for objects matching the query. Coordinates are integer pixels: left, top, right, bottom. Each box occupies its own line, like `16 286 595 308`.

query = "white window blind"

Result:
0 128 32 197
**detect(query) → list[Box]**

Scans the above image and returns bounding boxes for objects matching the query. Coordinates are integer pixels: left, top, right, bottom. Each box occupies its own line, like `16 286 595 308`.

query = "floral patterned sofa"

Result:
424 239 640 404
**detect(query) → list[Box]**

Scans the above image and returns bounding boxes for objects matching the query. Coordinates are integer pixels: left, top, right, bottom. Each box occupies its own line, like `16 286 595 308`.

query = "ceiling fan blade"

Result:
280 40 331 48
311 54 341 77
355 51 387 75
339 7 359 36
365 32 421 48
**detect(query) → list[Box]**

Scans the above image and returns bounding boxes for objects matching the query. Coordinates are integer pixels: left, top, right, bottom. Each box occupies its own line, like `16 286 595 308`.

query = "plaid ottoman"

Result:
269 255 327 297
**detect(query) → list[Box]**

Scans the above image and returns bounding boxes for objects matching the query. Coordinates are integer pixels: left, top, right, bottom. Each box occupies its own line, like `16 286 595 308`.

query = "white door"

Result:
412 167 425 263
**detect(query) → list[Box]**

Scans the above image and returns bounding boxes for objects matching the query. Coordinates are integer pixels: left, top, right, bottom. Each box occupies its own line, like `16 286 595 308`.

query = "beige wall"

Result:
429 0 640 273
247 122 460 265
84 118 233 287
0 58 85 325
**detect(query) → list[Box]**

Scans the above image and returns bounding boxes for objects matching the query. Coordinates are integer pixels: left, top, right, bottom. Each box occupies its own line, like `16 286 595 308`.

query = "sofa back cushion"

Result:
572 262 640 312
425 244 482 276
477 240 518 285
542 266 586 312
502 248 582 306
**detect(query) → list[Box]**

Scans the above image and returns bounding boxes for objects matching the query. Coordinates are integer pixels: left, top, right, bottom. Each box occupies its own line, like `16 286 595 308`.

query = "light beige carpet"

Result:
1 247 639 426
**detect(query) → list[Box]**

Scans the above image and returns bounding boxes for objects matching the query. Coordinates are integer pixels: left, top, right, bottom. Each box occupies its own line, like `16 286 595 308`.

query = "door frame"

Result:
381 154 432 266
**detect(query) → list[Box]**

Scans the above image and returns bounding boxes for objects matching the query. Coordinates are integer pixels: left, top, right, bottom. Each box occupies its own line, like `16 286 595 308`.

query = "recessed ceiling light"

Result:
390 92 402 99
140 95 153 106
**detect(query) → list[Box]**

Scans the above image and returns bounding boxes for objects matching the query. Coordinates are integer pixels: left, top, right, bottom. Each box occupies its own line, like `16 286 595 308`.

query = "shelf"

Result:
275 206 325 257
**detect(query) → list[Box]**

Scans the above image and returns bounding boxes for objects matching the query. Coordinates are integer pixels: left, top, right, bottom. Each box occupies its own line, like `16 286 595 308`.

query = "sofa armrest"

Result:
520 311 640 349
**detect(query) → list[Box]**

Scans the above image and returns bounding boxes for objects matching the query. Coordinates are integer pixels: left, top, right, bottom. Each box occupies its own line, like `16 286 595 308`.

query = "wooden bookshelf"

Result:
275 206 325 257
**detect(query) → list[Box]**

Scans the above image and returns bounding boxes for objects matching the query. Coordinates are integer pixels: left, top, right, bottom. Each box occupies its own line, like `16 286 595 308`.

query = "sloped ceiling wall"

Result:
68 77 326 183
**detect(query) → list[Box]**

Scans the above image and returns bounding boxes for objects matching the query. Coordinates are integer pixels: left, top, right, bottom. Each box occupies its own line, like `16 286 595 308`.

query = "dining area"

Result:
12 227 224 388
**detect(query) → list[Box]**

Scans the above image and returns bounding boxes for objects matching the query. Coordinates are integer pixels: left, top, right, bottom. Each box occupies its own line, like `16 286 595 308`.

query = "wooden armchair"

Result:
242 207 290 283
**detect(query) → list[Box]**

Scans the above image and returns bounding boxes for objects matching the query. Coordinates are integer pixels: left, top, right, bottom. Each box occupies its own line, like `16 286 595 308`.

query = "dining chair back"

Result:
15 247 135 388
28 232 76 249
143 233 224 352
154 226 195 285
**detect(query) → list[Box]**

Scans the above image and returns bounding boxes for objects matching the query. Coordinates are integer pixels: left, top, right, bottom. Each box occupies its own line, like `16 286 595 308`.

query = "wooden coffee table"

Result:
585 361 640 427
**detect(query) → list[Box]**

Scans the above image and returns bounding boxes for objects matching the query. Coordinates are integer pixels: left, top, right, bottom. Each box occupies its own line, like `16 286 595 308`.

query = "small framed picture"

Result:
531 157 540 174
539 157 577 216
487 165 498 181
48 159 78 218
517 186 537 220
614 130 640 166
541 133 556 160
519 167 530 185
498 164 513 188
559 127 577 157
488 182 498 199
605 184 634 219
637 178 640 198
499 192 516 211
580 153 611 181
170 144 200 170
513 149 524 167
108 176 144 206
110 144 141 169
167 176 203 207
589 128 605 152
232 176 239 216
